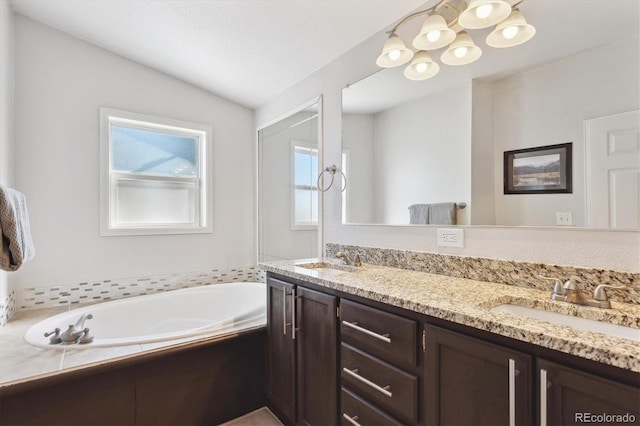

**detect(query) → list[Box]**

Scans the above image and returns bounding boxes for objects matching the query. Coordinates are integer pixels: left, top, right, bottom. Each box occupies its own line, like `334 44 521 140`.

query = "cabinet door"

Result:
297 286 338 426
425 325 532 426
538 358 640 426
267 277 296 424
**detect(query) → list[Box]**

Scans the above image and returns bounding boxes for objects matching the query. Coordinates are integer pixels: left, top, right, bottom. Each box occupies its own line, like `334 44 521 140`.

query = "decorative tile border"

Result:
13 266 258 313
326 244 640 304
0 290 16 327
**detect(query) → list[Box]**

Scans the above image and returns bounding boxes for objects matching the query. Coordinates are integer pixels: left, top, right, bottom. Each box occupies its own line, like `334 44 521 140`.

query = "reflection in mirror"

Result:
341 0 639 229
258 102 320 262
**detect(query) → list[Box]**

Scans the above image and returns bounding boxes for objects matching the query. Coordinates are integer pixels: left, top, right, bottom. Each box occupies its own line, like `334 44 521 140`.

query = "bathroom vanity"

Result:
262 260 640 426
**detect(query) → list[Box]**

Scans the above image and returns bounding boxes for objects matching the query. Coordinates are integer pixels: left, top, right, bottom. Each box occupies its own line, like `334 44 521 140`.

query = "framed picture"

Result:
504 143 572 194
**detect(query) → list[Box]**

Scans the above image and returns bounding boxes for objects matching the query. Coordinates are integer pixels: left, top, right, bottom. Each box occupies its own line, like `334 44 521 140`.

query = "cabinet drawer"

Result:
341 344 418 425
341 388 402 426
340 299 417 368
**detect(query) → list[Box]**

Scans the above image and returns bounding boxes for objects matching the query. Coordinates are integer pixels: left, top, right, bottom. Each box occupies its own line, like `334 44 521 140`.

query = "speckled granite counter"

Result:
260 259 640 373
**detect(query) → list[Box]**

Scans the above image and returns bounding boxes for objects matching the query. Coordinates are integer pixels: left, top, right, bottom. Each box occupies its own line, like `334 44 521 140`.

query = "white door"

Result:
586 110 640 228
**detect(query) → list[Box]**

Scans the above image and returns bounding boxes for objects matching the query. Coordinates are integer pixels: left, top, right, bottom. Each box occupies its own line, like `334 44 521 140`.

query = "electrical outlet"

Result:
437 228 464 248
556 212 573 226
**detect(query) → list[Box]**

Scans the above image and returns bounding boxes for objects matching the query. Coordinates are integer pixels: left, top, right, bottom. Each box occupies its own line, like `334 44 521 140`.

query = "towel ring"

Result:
317 165 347 193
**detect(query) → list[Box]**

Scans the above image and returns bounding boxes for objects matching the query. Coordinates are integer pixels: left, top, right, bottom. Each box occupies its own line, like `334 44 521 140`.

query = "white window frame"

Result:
291 140 319 230
99 108 212 236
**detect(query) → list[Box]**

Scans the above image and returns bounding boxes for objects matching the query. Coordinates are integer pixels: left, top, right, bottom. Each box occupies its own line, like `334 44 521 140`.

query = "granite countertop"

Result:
260 258 640 373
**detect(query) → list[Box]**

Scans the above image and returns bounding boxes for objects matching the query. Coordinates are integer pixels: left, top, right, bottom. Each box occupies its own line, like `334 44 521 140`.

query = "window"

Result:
291 142 318 229
100 108 212 236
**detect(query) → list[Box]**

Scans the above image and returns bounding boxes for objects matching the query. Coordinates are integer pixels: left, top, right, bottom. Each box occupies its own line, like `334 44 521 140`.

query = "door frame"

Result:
256 95 324 263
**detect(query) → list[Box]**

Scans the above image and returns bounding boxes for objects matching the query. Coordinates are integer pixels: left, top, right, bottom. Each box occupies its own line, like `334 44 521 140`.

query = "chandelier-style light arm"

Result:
387 0 460 35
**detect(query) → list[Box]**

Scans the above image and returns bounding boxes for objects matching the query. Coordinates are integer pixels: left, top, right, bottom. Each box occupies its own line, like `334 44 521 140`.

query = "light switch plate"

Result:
437 228 464 248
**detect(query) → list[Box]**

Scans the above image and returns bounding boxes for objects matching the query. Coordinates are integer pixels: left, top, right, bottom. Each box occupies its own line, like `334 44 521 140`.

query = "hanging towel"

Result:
0 185 35 271
428 202 457 225
409 204 430 224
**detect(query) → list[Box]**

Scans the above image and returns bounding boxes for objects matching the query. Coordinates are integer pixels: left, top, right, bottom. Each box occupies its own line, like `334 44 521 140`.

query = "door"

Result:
538 359 640 426
266 277 296 424
586 110 640 228
425 325 532 426
297 286 338 426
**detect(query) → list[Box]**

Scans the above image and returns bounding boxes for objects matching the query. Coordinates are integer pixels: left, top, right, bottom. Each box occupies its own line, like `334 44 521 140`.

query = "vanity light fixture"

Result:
404 51 440 80
376 0 535 80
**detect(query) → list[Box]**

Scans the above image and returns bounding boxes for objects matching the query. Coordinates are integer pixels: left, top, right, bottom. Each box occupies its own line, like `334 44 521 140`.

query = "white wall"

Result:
13 16 256 289
0 2 15 299
373 83 471 225
493 36 640 227
256 22 640 272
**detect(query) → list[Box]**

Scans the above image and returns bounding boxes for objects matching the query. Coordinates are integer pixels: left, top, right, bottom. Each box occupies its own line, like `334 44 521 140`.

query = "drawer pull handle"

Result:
342 413 361 426
342 320 391 343
343 367 392 397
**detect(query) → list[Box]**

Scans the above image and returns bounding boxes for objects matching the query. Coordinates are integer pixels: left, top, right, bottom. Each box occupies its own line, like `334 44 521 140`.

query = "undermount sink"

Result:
492 304 640 342
295 261 358 275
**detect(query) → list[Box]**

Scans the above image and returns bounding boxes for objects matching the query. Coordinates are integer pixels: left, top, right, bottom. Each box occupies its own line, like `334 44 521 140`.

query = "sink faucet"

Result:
541 275 626 309
336 251 361 267
563 277 588 305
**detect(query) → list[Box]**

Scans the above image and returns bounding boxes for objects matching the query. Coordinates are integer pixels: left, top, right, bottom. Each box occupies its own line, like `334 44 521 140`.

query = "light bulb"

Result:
502 25 519 40
454 46 468 58
388 49 401 61
427 30 441 43
415 62 429 73
475 4 493 19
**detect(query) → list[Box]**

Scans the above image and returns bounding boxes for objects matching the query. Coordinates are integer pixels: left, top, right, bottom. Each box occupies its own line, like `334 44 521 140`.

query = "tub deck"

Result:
0 304 266 388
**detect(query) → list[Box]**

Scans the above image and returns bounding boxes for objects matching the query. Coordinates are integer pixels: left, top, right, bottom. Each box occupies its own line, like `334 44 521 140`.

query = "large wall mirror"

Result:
342 0 639 229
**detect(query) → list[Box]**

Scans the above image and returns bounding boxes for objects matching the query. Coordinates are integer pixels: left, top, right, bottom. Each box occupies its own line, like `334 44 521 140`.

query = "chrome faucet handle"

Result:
44 328 62 344
78 328 94 344
593 284 626 302
539 275 566 301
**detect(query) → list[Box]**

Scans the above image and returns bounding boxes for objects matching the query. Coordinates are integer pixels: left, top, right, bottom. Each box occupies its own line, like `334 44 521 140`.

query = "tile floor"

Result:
221 407 283 426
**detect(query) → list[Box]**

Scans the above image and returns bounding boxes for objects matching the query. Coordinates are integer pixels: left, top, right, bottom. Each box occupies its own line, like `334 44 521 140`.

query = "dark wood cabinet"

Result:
267 277 297 424
538 358 640 426
266 276 338 425
296 286 339 426
425 324 533 426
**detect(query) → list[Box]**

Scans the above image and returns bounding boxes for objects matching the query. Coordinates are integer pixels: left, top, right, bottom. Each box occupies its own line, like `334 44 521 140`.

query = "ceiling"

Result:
10 0 427 109
10 0 640 111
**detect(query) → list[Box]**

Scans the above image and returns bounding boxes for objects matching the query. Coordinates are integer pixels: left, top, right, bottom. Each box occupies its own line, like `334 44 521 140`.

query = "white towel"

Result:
0 185 35 271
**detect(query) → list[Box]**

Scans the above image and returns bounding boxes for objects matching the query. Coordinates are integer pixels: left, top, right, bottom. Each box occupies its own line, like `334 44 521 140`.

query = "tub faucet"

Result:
74 313 93 330
336 251 361 267
60 313 93 344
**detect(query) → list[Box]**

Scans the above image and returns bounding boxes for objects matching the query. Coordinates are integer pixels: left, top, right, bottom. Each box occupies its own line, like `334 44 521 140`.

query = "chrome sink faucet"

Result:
336 251 362 267
540 276 625 308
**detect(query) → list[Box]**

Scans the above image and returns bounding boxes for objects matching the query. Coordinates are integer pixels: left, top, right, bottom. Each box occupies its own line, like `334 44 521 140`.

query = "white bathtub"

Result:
24 282 266 349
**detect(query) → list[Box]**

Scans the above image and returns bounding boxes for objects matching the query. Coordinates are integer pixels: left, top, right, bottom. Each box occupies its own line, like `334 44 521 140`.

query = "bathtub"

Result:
24 282 266 349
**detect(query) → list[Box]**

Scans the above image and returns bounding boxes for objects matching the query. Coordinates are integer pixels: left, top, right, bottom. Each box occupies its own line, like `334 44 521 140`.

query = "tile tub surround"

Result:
259 259 640 372
0 290 16 327
13 266 257 313
0 298 266 387
326 244 640 304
